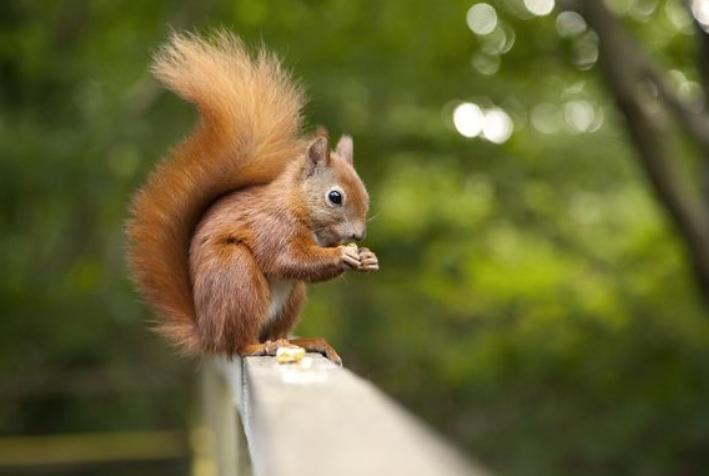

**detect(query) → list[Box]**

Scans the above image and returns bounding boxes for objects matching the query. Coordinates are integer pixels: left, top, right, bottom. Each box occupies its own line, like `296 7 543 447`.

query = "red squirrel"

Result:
126 31 378 365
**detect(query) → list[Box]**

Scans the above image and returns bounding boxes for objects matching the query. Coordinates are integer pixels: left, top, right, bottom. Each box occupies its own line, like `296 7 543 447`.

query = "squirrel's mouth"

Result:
314 228 346 248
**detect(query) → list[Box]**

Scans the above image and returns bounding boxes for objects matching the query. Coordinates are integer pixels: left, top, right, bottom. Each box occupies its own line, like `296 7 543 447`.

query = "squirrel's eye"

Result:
327 190 343 205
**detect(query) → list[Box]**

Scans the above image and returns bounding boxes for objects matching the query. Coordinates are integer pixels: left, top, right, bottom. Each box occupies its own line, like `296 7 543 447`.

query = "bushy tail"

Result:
126 31 305 354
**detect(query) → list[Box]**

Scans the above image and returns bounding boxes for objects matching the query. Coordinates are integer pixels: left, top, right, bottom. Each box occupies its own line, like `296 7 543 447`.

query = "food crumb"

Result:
276 345 306 364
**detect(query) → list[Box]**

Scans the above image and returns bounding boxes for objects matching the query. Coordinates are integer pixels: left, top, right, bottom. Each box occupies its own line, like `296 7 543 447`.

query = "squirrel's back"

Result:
126 31 305 353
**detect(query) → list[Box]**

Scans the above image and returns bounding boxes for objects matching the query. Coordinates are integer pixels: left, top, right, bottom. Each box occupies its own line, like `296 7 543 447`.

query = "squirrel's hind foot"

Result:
238 337 342 366
287 337 342 366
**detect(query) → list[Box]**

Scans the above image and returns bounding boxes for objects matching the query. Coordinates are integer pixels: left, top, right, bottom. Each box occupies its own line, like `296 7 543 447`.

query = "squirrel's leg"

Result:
259 281 306 341
258 282 343 365
192 240 268 355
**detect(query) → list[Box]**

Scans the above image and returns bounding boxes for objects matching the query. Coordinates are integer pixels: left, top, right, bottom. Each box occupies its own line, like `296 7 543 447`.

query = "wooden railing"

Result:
194 354 487 476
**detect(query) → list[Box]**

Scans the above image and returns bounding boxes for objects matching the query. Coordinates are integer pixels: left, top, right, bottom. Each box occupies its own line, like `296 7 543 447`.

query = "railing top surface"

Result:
216 354 486 476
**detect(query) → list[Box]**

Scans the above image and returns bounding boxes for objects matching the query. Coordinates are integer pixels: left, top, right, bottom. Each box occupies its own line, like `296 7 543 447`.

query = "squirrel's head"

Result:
301 134 369 247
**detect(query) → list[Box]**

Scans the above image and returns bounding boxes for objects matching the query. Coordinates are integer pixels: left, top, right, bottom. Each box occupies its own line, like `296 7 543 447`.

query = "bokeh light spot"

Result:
453 103 514 143
665 0 694 33
453 102 484 137
573 31 599 70
467 3 498 35
472 52 501 75
524 0 555 16
629 0 658 21
564 100 595 133
691 0 709 32
482 23 516 55
482 108 514 143
556 11 586 37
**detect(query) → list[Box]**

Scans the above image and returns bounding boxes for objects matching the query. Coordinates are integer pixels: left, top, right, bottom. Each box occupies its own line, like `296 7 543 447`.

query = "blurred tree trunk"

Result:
694 17 709 207
563 0 709 302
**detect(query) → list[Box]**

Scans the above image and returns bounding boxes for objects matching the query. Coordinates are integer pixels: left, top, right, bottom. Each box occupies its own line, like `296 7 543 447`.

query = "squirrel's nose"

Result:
350 230 366 242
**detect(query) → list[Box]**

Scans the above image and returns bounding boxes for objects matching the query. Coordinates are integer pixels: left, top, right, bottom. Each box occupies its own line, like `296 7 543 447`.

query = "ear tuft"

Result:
335 135 353 164
307 135 329 172
314 126 330 141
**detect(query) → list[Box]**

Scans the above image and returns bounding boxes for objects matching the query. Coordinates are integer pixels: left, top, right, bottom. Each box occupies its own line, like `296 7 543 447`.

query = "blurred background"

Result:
3 0 709 474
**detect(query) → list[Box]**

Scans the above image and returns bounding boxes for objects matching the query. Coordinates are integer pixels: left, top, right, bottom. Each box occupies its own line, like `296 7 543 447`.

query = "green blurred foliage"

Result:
1 0 708 475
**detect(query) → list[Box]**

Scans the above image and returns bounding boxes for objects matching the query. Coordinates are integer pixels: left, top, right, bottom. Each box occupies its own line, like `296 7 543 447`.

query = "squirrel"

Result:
126 31 378 365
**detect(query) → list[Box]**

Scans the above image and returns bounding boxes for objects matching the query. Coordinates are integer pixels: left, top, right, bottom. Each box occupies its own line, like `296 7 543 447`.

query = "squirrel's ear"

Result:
335 135 353 164
306 135 329 174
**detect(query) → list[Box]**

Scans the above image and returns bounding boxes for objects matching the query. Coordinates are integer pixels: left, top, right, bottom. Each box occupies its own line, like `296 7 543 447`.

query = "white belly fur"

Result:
265 279 294 325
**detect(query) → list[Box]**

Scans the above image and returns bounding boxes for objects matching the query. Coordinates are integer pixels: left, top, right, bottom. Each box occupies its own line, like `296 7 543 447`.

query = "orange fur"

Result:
188 154 367 355
126 30 377 361
126 31 304 353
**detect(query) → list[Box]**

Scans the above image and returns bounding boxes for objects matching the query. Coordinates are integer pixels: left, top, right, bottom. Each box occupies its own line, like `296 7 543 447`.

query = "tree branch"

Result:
687 3 709 207
566 0 709 296
640 61 709 156
560 0 709 157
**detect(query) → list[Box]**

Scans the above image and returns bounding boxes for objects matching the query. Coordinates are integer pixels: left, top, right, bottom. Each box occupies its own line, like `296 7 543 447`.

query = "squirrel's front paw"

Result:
356 247 379 272
338 245 361 269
